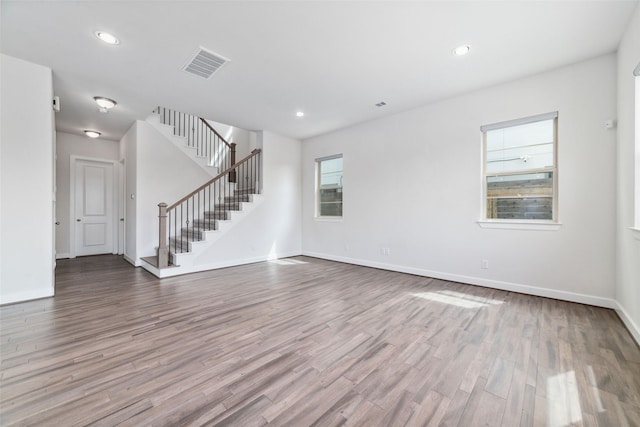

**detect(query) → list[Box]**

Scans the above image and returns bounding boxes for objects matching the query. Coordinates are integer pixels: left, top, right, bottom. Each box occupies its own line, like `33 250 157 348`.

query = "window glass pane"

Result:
486 172 553 220
486 119 554 173
320 158 343 187
319 188 342 216
320 204 342 216
320 188 342 203
317 156 343 217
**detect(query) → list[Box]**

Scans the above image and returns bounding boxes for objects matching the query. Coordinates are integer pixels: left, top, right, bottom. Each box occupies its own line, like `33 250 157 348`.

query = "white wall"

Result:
55 132 119 258
302 54 617 307
206 119 257 160
616 3 640 343
0 54 55 304
120 123 137 265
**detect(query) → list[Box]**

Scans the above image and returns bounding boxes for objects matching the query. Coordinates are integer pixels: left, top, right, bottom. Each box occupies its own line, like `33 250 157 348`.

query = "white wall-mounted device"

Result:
52 96 60 112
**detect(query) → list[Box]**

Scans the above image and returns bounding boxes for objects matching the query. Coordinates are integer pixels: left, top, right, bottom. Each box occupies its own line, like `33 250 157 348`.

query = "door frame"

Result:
69 156 119 258
118 158 126 255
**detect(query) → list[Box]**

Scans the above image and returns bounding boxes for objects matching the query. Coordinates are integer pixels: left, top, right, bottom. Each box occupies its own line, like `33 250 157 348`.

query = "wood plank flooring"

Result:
1 255 639 426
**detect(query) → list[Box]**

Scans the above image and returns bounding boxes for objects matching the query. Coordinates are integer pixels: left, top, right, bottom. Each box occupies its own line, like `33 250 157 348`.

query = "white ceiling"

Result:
1 1 637 141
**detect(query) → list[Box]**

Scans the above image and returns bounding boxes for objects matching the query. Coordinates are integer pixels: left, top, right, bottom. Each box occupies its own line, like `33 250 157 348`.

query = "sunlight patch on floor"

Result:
547 370 582 427
269 258 308 265
586 365 605 413
411 290 504 308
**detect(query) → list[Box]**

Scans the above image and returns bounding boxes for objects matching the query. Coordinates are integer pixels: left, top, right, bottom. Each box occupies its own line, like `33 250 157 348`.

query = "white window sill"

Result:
477 220 562 231
631 227 640 240
315 217 343 222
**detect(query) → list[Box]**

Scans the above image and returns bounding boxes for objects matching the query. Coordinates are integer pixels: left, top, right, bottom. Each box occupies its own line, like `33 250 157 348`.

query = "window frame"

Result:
316 154 343 219
633 65 640 239
480 111 559 227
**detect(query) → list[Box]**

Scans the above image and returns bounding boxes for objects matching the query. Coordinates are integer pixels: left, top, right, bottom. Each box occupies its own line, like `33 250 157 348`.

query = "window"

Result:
317 155 343 217
481 112 558 222
634 65 640 231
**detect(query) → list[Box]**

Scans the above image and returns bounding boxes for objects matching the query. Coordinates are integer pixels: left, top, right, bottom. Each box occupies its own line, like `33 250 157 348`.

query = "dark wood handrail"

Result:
199 118 233 149
167 149 261 210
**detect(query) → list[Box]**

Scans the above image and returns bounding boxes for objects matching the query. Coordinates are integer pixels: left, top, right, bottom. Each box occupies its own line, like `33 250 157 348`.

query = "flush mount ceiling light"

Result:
94 96 117 113
452 44 471 56
296 111 304 117
84 130 101 138
95 31 119 45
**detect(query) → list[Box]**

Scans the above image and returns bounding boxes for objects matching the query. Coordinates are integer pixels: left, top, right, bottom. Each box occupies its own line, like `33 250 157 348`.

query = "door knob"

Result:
76 219 81 222
55 221 60 225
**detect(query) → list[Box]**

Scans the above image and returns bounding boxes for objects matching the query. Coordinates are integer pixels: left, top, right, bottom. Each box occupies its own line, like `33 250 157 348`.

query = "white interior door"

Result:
74 159 114 256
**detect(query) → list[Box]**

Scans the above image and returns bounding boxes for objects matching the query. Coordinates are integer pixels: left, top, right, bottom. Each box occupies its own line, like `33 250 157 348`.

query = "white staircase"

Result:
141 191 264 278
140 107 262 278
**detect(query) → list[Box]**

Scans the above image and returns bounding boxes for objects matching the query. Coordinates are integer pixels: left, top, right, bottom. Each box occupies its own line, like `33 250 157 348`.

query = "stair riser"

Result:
202 212 228 220
180 229 205 239
224 196 251 203
168 238 190 254
210 204 242 211
238 187 256 192
191 220 219 229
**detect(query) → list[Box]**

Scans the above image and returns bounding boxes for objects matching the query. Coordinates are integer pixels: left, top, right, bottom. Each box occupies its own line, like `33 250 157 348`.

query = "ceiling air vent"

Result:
181 47 229 80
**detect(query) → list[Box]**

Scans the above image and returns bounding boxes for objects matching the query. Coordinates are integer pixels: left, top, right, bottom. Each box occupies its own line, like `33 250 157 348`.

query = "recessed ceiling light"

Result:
296 111 304 117
94 96 117 112
84 130 101 138
452 44 471 56
95 31 119 45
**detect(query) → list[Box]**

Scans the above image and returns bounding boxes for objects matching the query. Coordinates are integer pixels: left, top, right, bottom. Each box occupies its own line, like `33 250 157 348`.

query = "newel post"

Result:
229 142 237 183
157 202 169 268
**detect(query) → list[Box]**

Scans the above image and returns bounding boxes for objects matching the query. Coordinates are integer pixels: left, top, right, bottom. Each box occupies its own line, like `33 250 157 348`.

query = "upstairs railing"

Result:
153 106 236 180
157 149 262 268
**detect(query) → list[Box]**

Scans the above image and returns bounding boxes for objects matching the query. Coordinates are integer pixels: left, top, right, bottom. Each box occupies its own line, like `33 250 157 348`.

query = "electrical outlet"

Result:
481 259 489 269
381 247 391 255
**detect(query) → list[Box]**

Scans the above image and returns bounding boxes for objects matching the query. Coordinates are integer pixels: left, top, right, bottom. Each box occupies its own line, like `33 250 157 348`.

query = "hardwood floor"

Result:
1 255 639 426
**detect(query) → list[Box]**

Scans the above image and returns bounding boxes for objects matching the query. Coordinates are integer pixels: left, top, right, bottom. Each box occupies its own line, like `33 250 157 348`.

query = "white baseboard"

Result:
301 251 617 309
141 250 302 278
0 287 54 305
123 254 140 267
55 253 70 260
615 302 640 346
